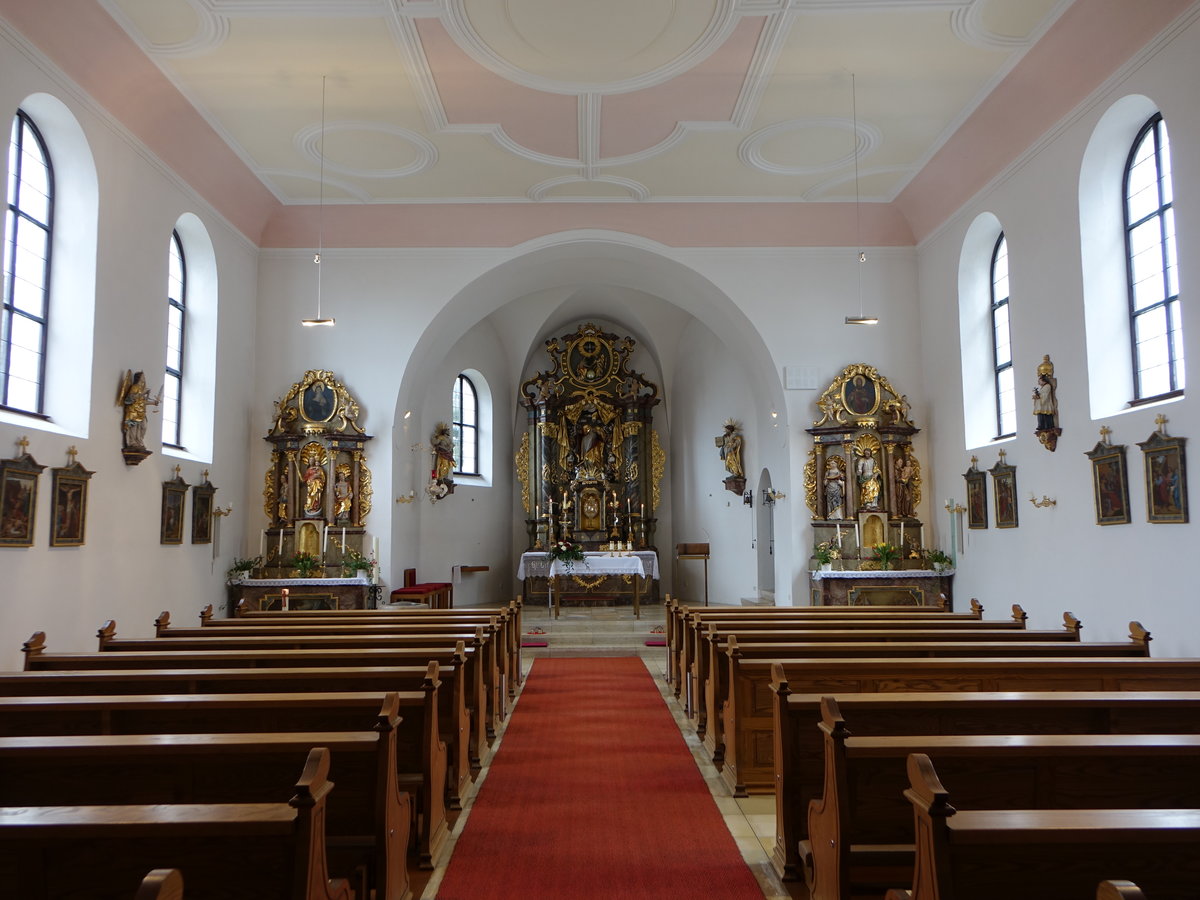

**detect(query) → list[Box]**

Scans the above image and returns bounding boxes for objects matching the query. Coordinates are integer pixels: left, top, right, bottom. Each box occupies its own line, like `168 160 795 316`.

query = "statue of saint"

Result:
431 422 455 483
300 462 326 516
824 456 846 519
856 448 882 509
715 419 744 479
116 369 160 450
894 449 916 517
579 421 607 469
332 467 352 520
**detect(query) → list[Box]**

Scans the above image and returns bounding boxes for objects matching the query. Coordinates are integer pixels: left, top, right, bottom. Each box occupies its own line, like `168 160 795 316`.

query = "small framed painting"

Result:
50 459 93 547
0 451 45 547
192 478 216 545
1138 429 1187 524
963 459 987 530
161 471 189 544
1085 436 1131 526
989 456 1019 529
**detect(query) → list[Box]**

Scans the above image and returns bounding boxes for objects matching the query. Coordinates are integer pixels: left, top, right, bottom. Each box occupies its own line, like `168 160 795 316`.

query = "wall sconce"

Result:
1029 494 1057 508
763 488 786 505
211 503 233 518
743 490 753 507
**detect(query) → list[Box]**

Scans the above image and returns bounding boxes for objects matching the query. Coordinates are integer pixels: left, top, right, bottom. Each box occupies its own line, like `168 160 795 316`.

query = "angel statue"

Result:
116 369 161 452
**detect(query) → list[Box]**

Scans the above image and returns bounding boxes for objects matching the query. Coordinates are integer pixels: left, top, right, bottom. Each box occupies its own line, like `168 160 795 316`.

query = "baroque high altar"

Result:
516 323 665 551
805 363 923 563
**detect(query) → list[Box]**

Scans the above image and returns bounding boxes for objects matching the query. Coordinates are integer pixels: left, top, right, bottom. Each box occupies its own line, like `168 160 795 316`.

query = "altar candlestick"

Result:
919 526 925 549
854 523 861 551
322 524 328 556
640 502 644 518
835 523 842 545
341 527 346 547
278 528 284 559
259 530 265 559
627 498 631 515
899 522 905 548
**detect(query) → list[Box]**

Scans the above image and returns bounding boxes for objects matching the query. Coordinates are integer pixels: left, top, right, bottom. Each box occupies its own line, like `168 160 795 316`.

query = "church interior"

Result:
2 1 1200 897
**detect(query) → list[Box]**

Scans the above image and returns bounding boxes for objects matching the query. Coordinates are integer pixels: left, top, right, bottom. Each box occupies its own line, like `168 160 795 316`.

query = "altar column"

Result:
813 443 828 519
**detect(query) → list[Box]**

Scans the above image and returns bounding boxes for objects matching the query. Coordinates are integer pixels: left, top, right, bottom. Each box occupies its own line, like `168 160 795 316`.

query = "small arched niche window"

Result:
1124 113 1183 402
163 229 186 448
990 233 1016 438
1 111 54 415
451 373 479 475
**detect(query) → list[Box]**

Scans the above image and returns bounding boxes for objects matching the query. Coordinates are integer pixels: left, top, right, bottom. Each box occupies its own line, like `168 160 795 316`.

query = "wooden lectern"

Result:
675 543 710 607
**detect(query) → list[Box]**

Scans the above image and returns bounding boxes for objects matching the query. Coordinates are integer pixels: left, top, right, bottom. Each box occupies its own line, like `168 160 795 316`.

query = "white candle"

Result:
835 523 842 545
259 530 265 558
920 525 925 548
278 528 284 558
322 524 328 555
854 523 861 550
627 498 631 515
640 502 644 518
899 522 905 547
341 527 346 547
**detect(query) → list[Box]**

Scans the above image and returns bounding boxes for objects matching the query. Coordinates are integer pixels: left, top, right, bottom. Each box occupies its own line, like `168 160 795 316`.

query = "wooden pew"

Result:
135 869 183 900
888 753 1200 900
667 597 994 697
769 683 1200 881
0 683 446 876
691 610 1070 740
0 746 354 900
721 652 1200 798
0 701 415 896
24 633 480 791
1096 882 1148 900
703 626 1152 772
1 657 471 815
111 618 504 750
803 695 1200 899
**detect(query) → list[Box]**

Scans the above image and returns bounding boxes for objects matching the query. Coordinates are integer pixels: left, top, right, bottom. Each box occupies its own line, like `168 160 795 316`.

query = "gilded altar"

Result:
517 323 664 558
805 363 925 564
260 370 373 576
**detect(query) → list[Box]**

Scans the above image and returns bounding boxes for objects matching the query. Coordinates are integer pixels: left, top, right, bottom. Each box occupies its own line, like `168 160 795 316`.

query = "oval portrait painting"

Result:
302 380 336 422
842 374 878 416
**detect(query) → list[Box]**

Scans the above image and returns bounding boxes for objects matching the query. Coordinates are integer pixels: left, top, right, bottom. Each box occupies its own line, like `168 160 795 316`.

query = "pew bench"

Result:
0 711 415 895
768 682 1200 881
887 753 1200 900
803 695 1200 900
135 869 183 900
0 747 354 900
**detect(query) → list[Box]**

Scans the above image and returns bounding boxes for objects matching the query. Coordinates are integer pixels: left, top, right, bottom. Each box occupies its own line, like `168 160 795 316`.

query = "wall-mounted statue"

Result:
428 422 455 503
1033 354 1061 452
716 419 745 495
116 369 161 466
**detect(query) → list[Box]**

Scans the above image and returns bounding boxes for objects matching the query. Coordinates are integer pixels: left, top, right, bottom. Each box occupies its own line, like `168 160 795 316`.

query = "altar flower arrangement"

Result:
291 551 322 578
546 539 585 571
813 541 840 568
872 542 901 570
924 548 953 573
343 549 376 578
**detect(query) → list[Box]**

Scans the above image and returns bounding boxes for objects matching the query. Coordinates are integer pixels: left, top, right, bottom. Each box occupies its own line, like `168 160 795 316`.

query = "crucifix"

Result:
1155 414 1169 435
16 435 30 455
1099 426 1112 446
66 445 78 464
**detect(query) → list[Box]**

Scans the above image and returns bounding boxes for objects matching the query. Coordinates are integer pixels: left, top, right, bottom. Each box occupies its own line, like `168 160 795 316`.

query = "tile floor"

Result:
419 603 799 900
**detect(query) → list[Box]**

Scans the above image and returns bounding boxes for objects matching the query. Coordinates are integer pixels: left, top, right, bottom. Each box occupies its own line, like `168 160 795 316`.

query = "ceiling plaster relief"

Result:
528 177 650 202
740 116 880 178
104 0 230 57
295 119 438 179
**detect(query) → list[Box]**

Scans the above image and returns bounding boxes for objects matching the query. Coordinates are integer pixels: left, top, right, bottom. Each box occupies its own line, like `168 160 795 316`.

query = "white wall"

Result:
0 33 259 666
917 14 1200 656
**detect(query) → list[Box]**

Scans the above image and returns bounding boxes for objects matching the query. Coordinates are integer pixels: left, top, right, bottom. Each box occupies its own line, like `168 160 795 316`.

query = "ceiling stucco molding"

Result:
257 168 371 203
436 0 744 97
527 176 651 202
295 119 438 179
739 116 881 178
99 0 230 57
200 0 384 14
949 2 1034 50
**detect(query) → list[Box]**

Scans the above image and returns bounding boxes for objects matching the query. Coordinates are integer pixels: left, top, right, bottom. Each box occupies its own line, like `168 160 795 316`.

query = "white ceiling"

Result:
100 0 1069 206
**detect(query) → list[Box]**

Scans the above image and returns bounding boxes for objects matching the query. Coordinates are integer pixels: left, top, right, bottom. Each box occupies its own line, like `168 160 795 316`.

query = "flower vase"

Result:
820 563 832 573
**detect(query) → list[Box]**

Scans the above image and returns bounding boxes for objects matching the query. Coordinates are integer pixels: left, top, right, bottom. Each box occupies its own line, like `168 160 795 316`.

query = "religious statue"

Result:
856 447 882 509
431 422 455 484
299 460 326 516
277 468 290 523
579 421 607 469
715 419 745 495
332 464 352 521
824 455 846 520
116 369 160 464
894 448 916 517
1032 354 1061 451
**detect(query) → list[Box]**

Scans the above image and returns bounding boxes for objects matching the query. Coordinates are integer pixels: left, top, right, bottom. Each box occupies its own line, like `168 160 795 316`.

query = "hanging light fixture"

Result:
301 75 335 327
844 72 878 326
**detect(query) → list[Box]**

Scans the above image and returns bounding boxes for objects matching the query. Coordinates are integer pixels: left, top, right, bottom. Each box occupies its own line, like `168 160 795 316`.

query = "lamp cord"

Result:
316 75 326 319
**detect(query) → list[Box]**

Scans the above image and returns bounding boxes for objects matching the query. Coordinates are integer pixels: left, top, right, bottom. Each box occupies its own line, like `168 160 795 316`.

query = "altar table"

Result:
228 576 370 615
809 568 954 608
518 551 659 618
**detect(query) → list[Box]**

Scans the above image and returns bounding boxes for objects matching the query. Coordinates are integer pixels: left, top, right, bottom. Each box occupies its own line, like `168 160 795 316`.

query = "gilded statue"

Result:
431 422 455 483
894 448 916 517
1032 355 1061 451
855 446 882 509
715 419 744 479
116 369 160 451
300 460 326 516
824 456 846 519
332 464 353 520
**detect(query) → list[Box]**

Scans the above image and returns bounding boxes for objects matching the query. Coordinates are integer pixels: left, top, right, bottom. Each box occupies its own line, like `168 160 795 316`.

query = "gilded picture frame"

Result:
161 474 189 544
1085 439 1130 526
0 464 41 547
192 481 215 545
990 458 1019 529
963 462 987 530
50 461 93 547
841 373 879 417
1138 431 1188 524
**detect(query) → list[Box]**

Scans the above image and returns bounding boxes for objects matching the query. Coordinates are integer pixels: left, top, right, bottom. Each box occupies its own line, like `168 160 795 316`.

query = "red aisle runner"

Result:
436 657 764 900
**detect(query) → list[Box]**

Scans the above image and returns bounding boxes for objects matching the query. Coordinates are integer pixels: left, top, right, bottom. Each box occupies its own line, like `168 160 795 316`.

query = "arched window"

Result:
1124 113 1183 401
990 234 1015 438
163 230 186 447
451 373 479 475
1 111 54 414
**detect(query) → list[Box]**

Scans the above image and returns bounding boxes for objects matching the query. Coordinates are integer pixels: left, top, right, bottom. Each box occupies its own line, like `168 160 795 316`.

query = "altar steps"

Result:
519 604 669 659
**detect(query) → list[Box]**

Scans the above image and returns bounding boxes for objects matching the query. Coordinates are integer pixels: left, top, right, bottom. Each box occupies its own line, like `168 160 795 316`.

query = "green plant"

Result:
925 548 953 570
546 539 585 572
342 549 376 576
291 552 321 577
812 541 839 566
225 555 262 584
872 542 901 570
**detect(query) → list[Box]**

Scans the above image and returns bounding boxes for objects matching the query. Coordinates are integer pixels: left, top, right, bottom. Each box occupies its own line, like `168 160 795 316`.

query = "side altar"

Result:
514 323 665 607
809 569 953 608
228 576 371 615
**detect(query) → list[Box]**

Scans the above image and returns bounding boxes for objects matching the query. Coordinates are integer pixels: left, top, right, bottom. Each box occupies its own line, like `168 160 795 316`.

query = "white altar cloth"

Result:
233 576 368 587
549 555 645 579
517 551 659 580
809 568 950 581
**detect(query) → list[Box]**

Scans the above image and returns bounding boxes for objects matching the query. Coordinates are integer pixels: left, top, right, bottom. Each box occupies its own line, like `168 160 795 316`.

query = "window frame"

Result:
451 372 479 476
989 232 1015 439
1123 112 1183 404
1 110 55 416
163 229 186 449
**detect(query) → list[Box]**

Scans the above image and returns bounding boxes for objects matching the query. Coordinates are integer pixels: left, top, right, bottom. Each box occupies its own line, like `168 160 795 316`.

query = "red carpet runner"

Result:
436 657 765 899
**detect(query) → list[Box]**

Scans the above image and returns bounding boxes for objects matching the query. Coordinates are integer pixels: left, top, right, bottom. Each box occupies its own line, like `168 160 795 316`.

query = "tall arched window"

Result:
451 373 478 475
2 111 54 414
163 230 186 447
1125 113 1183 401
990 234 1015 438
